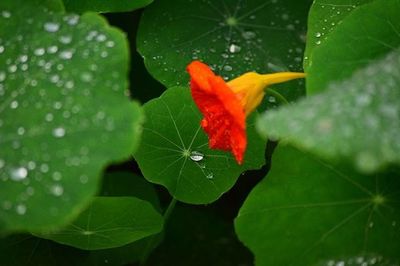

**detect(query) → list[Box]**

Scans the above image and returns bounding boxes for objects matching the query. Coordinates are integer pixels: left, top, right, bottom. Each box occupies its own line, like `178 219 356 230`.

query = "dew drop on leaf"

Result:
53 127 65 138
43 22 60 33
190 151 204 162
16 204 27 215
10 167 28 181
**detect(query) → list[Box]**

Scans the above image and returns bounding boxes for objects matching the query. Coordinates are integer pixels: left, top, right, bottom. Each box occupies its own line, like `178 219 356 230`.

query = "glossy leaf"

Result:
235 145 400 266
39 197 163 250
303 0 373 70
257 49 400 173
134 87 266 204
137 0 311 101
62 0 153 13
306 0 400 94
0 0 143 233
101 171 161 210
0 172 162 265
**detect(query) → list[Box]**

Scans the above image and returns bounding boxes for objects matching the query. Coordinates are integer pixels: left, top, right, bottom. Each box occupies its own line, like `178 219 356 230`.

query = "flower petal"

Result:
187 61 246 164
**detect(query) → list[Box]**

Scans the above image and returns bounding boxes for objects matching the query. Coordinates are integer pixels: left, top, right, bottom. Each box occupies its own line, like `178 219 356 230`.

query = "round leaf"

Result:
134 87 265 204
63 0 153 13
306 0 400 94
0 1 143 233
257 49 400 173
38 197 163 250
101 171 161 210
137 0 311 101
235 145 400 265
303 0 374 70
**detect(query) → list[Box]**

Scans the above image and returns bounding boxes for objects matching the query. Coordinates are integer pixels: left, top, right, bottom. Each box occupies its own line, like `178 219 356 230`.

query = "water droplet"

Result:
96 34 106 42
105 41 115 48
281 14 289 20
52 171 62 181
59 35 72 44
34 47 45 56
44 22 60 33
45 113 54 122
80 175 88 184
10 100 19 109
27 161 36 170
40 163 49 173
221 53 229 59
268 96 277 103
81 72 93 82
242 31 256 40
17 127 25 135
16 204 27 215
315 32 322 38
0 45 5 54
47 45 58 54
0 71 6 82
10 167 28 181
8 65 17 73
190 151 204 161
229 43 241 53
223 65 233 71
206 173 214 179
50 184 64 196
59 49 74 60
64 14 79 25
2 10 11 18
53 127 66 138
368 222 374 228
316 40 321 45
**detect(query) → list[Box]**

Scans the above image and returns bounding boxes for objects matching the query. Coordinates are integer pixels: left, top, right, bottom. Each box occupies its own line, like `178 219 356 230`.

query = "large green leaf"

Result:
134 87 265 204
303 0 374 70
101 171 160 210
306 0 400 94
38 197 163 250
235 145 400 266
0 0 143 233
62 0 153 13
257 49 400 173
137 0 311 101
0 172 162 266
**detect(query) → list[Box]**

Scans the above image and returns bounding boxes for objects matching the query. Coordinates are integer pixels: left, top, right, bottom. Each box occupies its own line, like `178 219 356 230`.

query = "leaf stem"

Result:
139 197 178 266
163 197 177 223
266 88 290 105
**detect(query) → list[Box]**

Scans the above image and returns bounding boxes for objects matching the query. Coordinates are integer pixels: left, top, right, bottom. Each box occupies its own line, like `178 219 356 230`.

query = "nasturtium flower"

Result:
187 60 305 164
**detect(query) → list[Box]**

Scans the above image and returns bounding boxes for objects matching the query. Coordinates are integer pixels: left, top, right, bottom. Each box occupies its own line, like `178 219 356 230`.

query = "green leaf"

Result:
257 49 400 173
0 1 143 233
0 234 86 266
137 0 311 101
62 0 153 13
38 197 163 250
134 87 265 204
303 0 374 70
235 145 400 266
101 171 161 211
1 0 66 13
306 0 400 94
0 172 162 266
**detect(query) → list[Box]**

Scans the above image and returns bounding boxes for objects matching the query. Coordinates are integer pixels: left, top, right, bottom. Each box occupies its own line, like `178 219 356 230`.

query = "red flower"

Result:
187 61 246 164
187 61 305 164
